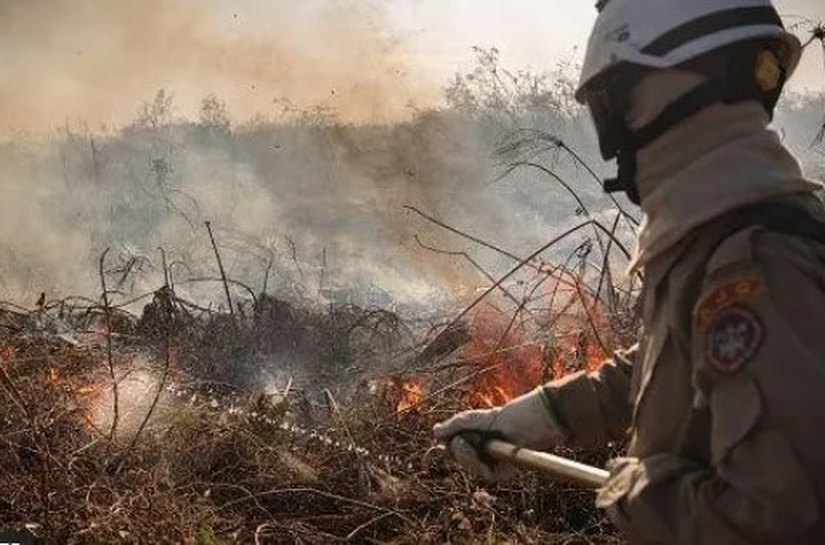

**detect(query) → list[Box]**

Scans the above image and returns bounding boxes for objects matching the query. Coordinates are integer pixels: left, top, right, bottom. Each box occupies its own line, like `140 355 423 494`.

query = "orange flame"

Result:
461 308 547 408
382 377 424 414
549 330 610 380
460 303 612 408
396 379 423 413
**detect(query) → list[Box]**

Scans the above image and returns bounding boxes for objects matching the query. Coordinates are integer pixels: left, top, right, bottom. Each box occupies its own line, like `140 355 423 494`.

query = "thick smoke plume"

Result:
0 1 823 311
0 32 615 309
0 0 438 134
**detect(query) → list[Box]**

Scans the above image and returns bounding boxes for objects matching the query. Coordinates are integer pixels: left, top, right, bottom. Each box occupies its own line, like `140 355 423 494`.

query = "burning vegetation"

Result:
0 40 822 545
0 226 634 544
0 122 641 543
0 150 639 544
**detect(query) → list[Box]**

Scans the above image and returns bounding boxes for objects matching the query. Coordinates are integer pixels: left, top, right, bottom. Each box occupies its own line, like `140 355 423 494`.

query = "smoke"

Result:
1 87 821 310
0 2 822 312
0 93 601 308
0 0 472 307
0 0 439 135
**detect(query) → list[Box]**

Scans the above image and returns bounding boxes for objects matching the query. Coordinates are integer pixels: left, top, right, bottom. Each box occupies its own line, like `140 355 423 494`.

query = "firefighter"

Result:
435 0 825 542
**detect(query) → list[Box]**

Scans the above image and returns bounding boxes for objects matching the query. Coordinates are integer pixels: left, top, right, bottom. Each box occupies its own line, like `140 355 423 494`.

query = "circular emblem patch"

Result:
706 305 764 374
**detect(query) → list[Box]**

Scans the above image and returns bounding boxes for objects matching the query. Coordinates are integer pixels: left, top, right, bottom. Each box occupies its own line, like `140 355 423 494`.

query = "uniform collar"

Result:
629 102 821 271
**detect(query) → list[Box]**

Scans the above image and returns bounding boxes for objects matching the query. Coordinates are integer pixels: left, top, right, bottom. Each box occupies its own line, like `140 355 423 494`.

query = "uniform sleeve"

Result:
597 242 825 544
546 344 637 447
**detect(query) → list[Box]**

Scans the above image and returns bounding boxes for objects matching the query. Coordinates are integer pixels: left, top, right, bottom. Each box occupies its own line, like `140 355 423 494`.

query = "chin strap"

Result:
604 79 723 205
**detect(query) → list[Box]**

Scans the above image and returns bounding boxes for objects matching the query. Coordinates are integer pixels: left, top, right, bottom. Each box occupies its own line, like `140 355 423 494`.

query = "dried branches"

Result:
0 122 638 545
495 128 640 228
399 129 643 422
98 248 119 441
0 241 626 544
205 221 235 317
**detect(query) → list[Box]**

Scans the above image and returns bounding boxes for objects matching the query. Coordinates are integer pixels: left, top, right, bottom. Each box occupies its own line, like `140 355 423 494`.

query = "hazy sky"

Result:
1 0 823 134
212 0 824 90
384 0 825 91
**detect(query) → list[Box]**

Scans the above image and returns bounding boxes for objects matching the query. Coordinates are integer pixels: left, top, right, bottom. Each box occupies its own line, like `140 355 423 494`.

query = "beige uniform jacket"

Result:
548 194 825 544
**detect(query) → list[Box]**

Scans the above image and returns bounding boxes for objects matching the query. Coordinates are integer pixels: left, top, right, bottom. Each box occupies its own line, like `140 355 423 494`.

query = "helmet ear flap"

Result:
680 39 788 119
755 49 782 93
753 44 787 117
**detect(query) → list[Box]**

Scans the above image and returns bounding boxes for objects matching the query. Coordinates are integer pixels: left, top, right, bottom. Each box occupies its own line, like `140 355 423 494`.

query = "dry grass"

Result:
0 125 641 543
0 268 632 545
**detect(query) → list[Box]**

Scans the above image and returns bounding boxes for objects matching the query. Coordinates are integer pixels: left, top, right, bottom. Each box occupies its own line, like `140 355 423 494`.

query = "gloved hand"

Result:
596 454 700 542
433 387 566 480
596 457 640 511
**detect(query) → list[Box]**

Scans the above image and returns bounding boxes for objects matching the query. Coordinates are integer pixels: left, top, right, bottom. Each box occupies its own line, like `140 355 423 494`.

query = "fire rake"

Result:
484 438 609 489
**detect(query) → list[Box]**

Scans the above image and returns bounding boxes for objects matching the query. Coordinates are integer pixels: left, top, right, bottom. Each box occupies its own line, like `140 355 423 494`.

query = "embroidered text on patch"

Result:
695 277 765 332
706 305 764 374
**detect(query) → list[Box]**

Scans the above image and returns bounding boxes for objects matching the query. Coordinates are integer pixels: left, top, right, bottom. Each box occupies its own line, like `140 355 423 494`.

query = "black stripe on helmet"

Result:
642 6 783 56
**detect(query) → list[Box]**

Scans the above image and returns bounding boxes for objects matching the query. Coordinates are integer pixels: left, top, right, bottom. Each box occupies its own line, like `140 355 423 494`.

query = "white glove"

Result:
433 387 566 480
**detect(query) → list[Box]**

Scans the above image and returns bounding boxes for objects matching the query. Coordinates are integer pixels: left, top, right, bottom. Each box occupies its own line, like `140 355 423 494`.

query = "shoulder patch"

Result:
705 305 764 374
695 277 765 332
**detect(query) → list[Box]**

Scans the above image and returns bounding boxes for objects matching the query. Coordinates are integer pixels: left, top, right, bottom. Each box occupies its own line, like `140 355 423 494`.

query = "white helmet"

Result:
575 0 803 204
576 0 802 103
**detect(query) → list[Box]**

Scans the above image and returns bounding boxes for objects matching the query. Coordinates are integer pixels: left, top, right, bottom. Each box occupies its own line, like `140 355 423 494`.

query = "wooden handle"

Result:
484 439 609 489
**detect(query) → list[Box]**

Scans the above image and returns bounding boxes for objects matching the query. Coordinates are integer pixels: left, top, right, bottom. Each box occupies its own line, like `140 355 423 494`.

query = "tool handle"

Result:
484 439 609 489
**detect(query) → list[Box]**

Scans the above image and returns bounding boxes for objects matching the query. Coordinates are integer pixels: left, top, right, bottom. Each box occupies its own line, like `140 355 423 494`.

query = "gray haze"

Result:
0 59 822 310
